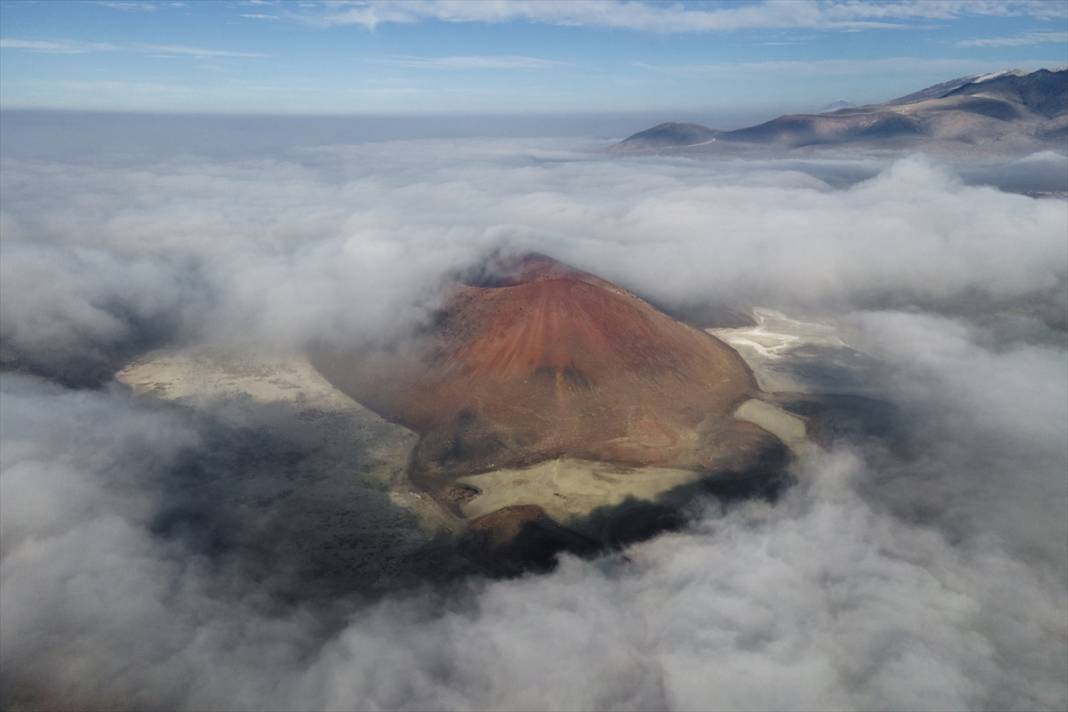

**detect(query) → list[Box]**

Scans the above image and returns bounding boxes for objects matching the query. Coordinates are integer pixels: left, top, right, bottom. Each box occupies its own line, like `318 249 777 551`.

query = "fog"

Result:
0 109 786 165
1 116 1065 710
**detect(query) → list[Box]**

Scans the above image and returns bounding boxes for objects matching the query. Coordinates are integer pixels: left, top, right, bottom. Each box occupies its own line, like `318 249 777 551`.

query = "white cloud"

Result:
823 0 1067 21
0 38 119 54
310 0 894 32
633 55 1062 77
2 361 1065 709
956 30 1068 47
302 0 1067 32
380 54 566 70
0 37 265 59
132 42 266 58
2 141 1065 365
1 134 1065 709
94 1 159 10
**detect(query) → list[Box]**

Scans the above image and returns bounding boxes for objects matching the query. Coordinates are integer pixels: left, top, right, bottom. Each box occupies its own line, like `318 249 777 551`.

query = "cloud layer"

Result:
306 0 1068 32
1 130 1066 709
0 37 266 58
2 139 1065 379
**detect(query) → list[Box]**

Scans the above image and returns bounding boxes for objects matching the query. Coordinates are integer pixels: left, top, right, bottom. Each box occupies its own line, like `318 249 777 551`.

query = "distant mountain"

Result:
939 68 1067 117
615 68 1068 153
820 100 855 113
886 71 1015 105
612 122 719 150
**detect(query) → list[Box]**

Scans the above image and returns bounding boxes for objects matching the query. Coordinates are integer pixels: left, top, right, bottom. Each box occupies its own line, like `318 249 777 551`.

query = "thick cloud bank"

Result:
2 140 1066 379
1 129 1066 710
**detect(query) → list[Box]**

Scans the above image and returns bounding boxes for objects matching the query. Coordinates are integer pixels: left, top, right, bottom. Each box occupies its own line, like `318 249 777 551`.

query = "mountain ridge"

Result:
616 67 1068 152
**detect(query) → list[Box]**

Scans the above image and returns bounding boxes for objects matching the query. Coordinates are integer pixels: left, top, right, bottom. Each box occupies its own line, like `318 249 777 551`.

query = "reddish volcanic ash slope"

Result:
312 254 778 499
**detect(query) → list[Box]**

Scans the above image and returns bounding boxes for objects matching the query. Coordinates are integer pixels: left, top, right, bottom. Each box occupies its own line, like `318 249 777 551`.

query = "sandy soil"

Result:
455 458 704 524
706 306 889 459
118 349 358 411
708 308 850 392
734 399 810 455
117 348 416 491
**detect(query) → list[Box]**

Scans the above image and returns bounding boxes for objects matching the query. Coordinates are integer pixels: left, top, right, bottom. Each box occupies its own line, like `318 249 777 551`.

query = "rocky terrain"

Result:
616 67 1068 154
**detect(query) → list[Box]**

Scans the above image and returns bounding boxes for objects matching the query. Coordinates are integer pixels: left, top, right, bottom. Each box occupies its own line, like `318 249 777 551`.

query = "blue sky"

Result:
1 1 1066 115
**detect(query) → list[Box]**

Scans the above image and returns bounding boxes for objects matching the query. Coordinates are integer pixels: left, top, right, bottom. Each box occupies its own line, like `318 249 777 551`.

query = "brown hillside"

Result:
312 254 777 505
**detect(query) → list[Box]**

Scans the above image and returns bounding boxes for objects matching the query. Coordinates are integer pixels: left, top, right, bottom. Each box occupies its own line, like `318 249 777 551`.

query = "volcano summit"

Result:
312 254 787 557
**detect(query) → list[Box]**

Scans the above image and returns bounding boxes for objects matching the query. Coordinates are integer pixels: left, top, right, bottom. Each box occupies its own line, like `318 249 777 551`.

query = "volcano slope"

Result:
312 254 784 556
